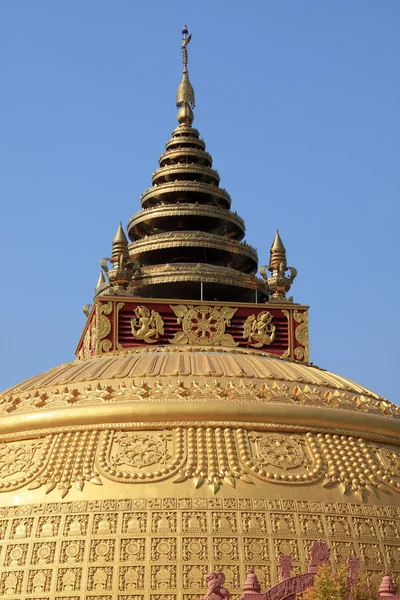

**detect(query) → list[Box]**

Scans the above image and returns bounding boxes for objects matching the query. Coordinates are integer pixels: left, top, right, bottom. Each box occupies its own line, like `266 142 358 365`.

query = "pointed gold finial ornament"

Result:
259 230 297 302
98 224 139 295
176 25 195 125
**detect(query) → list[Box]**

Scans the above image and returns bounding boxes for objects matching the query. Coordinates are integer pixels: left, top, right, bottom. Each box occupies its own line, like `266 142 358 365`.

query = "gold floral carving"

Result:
131 306 164 344
170 305 238 347
293 309 309 362
96 301 113 353
243 311 275 348
281 309 291 359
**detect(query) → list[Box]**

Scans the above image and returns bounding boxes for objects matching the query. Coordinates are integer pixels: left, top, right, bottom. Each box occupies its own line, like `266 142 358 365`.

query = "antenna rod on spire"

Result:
181 24 192 71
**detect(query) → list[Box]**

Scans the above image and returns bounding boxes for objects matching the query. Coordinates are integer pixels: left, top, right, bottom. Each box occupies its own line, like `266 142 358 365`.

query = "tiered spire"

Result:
92 27 297 305
125 26 267 302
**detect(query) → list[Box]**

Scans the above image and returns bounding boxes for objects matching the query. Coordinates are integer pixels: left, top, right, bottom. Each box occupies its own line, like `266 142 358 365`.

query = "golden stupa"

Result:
0 26 399 600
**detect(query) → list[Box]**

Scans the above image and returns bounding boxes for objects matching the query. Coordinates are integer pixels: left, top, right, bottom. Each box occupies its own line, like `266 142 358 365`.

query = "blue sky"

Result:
0 1 398 403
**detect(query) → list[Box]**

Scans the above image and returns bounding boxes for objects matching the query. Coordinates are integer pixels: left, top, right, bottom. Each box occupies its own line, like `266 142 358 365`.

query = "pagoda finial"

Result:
176 25 195 125
112 222 129 264
259 230 297 302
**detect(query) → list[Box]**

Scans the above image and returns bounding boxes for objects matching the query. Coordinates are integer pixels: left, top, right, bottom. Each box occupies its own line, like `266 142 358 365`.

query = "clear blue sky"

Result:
0 1 398 403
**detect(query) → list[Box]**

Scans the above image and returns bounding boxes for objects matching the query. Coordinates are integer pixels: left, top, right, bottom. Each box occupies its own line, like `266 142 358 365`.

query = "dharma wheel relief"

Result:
0 430 398 500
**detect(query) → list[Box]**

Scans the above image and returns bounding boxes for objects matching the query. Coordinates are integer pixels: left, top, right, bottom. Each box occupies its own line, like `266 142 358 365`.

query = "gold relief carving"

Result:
359 543 383 567
119 565 145 591
182 537 208 561
38 515 60 537
89 538 115 562
31 541 56 565
244 537 269 561
256 434 305 469
151 537 177 561
11 517 34 538
270 513 296 535
97 429 185 484
183 595 203 600
213 564 240 590
352 517 376 538
281 309 291 359
182 512 207 533
212 511 237 533
0 570 23 595
213 537 239 560
96 300 113 353
385 544 400 568
87 566 113 591
87 596 112 600
92 512 118 535
131 306 164 344
241 511 267 533
27 568 52 593
60 539 85 563
152 511 177 534
151 564 177 589
243 311 276 347
4 543 28 566
122 596 145 600
331 541 356 563
378 447 400 477
170 304 238 347
151 595 176 600
0 438 51 493
293 309 309 362
56 567 82 592
120 538 146 562
378 519 399 539
182 564 208 589
273 538 299 560
299 514 324 537
122 511 147 534
64 514 89 536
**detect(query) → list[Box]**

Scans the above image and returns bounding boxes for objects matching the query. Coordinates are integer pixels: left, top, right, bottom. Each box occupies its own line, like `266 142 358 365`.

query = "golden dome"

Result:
0 26 398 600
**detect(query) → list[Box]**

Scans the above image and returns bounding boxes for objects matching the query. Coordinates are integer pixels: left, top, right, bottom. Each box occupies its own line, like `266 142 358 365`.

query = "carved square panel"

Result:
282 500 296 511
213 537 239 560
178 498 192 509
131 499 146 510
122 511 147 534
298 514 324 537
359 543 383 567
182 537 208 561
182 512 207 533
64 514 89 536
213 564 240 590
120 538 146 562
151 537 177 561
336 503 351 514
118 565 145 591
11 517 34 539
59 539 85 564
182 595 203 600
223 499 237 509
244 537 269 561
4 543 28 566
92 513 118 535
119 595 145 600
239 498 254 509
37 515 61 537
384 544 400 568
241 512 267 534
352 518 376 538
152 512 177 534
326 516 350 537
86 596 112 600
331 541 356 564
212 511 237 533
31 541 56 565
87 566 114 591
193 499 207 509
182 564 208 589
27 568 52 593
365 571 386 590
377 519 399 540
89 538 115 562
270 513 296 535
150 595 176 600
151 564 177 590
56 567 82 592
296 501 310 512
0 569 24 595
163 498 177 509
273 538 299 561
267 500 281 510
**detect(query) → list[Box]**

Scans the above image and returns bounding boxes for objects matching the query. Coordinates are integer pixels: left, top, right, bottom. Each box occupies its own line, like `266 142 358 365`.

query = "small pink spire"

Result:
241 566 261 594
379 572 398 597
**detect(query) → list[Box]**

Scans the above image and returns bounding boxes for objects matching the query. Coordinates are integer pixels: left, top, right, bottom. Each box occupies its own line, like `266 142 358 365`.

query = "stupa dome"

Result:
0 25 398 600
